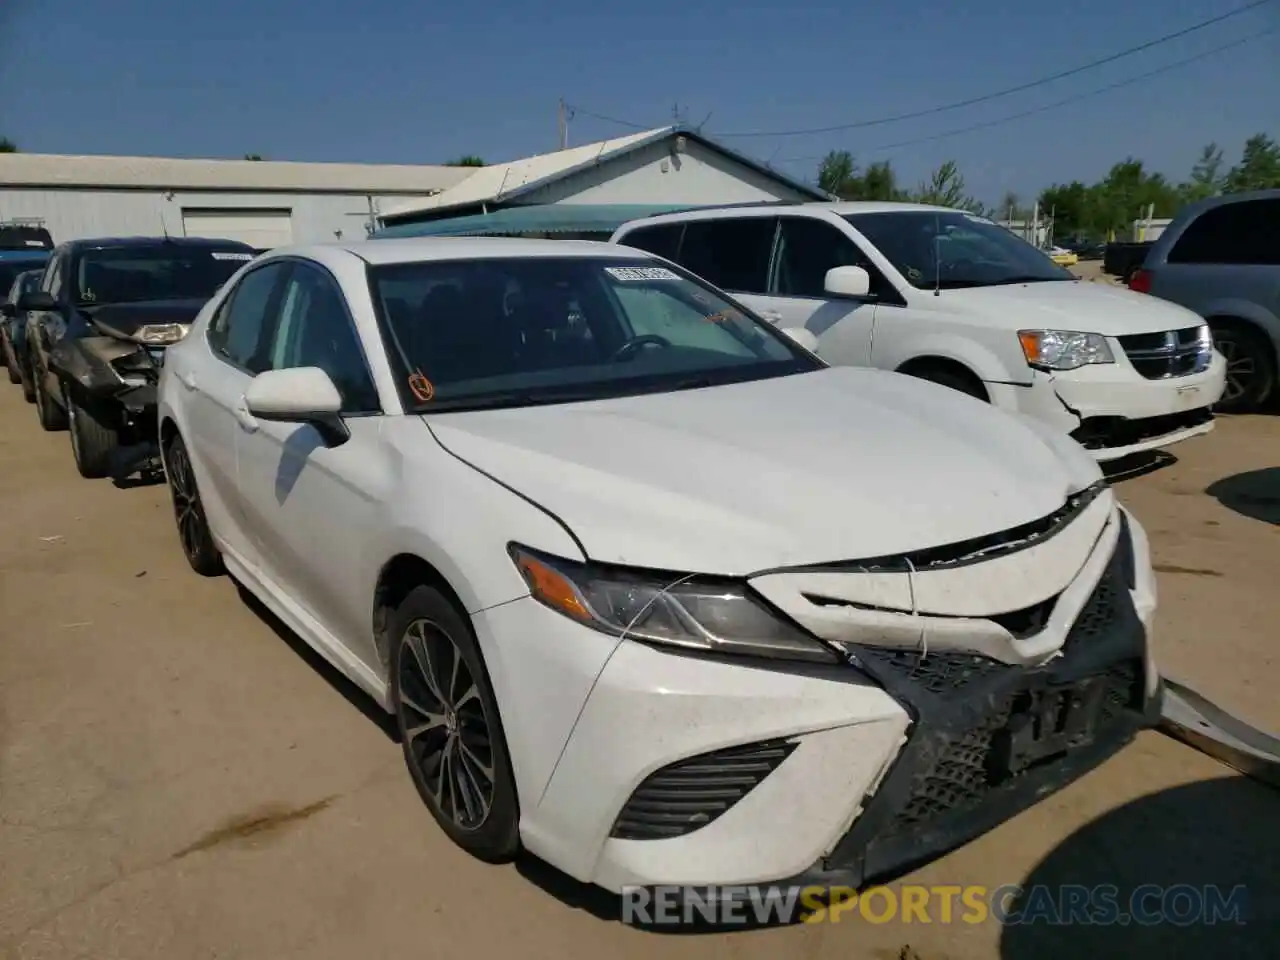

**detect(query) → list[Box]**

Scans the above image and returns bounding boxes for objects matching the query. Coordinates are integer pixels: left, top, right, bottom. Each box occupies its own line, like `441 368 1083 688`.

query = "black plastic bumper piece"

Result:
787 544 1157 891
1070 407 1213 451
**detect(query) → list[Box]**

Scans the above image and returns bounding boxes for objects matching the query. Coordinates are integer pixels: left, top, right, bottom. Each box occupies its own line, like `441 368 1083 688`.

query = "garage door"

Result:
181 209 294 249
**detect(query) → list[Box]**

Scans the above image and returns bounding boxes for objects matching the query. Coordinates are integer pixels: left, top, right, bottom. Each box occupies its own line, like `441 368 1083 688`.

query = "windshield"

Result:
844 211 1073 290
74 246 254 305
370 256 820 412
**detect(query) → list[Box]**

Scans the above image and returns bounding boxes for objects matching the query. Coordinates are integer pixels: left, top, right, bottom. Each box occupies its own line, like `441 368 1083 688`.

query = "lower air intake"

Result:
610 739 798 840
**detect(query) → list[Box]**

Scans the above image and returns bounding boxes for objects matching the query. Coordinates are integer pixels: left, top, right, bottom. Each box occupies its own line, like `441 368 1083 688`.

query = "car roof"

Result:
615 199 962 231
265 235 661 267
64 236 256 252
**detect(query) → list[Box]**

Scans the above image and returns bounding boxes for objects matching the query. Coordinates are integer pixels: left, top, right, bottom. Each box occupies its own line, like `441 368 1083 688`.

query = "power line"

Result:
776 29 1275 168
570 0 1272 140
563 104 652 131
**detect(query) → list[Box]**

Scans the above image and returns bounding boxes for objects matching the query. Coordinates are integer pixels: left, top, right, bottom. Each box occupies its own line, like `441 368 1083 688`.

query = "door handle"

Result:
234 399 259 433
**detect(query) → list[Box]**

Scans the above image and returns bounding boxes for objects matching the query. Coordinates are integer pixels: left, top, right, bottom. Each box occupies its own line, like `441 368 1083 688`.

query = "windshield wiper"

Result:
984 275 1075 286
420 388 608 412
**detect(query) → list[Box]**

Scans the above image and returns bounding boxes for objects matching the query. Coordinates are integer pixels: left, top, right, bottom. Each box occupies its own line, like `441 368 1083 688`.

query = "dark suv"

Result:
1129 190 1280 412
20 237 256 478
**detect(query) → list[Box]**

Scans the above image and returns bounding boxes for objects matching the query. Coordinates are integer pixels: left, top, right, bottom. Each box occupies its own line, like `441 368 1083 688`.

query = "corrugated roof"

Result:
379 128 675 219
372 203 706 238
0 153 476 194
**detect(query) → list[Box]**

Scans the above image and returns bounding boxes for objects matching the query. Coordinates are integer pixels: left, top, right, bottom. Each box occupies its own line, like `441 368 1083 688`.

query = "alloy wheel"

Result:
166 440 207 563
1214 336 1253 404
397 618 496 831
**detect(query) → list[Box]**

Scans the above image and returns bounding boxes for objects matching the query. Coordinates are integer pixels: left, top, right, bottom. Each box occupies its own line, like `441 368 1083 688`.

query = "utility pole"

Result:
558 99 568 151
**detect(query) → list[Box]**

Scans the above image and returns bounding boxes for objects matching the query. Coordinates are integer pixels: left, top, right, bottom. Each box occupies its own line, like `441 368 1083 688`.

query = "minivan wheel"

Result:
390 585 519 863
67 387 121 479
164 433 224 576
1211 320 1275 413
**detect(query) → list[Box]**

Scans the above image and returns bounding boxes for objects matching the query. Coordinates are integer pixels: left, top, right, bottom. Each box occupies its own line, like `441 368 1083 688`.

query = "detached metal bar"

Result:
1160 678 1280 789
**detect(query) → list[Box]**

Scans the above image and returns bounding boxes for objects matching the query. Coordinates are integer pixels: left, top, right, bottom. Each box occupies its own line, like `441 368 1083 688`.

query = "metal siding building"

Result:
0 154 473 247
378 127 829 227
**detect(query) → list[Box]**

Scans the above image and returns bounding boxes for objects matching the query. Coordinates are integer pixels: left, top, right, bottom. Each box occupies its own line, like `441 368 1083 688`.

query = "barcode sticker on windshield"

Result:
212 252 254 261
605 266 680 282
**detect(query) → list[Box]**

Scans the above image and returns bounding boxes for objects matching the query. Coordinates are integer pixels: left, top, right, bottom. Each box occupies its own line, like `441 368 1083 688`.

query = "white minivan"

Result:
611 203 1227 461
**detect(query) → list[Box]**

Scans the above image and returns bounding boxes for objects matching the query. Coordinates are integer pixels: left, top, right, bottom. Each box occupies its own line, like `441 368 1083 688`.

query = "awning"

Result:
371 203 712 239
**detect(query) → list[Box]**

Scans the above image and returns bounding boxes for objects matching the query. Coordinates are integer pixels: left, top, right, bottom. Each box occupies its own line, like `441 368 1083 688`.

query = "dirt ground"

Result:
1 386 1277 960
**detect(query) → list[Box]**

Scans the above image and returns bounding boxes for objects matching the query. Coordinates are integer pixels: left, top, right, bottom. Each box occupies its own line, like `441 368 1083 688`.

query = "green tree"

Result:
0 137 17 153
447 155 486 167
912 160 987 214
243 153 264 161
1223 133 1280 193
1038 181 1094 237
817 151 905 200
1178 142 1225 204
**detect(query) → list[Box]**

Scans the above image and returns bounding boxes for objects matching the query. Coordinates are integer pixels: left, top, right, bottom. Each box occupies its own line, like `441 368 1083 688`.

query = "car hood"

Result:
81 299 207 338
940 279 1206 335
424 367 1103 576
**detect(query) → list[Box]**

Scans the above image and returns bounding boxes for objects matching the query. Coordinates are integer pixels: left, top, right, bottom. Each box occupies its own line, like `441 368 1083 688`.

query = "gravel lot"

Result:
1 386 1277 960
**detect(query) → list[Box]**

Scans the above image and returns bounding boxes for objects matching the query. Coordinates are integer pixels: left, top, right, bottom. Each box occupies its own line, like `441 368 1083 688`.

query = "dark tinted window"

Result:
43 253 65 300
0 261 44 298
1167 199 1280 266
774 217 878 298
618 223 683 261
74 245 255 304
677 218 776 293
210 262 287 372
268 265 380 413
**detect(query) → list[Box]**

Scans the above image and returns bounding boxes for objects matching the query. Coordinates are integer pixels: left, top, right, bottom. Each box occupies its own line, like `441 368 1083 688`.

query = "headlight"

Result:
135 323 190 345
509 544 839 664
1017 329 1114 370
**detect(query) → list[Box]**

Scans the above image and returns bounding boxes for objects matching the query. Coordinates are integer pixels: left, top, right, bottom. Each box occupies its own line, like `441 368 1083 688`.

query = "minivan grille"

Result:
1117 326 1211 379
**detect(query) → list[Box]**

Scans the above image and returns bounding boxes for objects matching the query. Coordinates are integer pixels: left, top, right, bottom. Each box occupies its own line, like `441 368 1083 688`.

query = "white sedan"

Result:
157 237 1163 893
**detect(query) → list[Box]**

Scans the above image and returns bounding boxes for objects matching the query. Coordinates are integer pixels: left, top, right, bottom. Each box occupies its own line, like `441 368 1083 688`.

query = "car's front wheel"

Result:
32 353 67 431
2 331 20 385
163 432 224 576
67 386 121 479
389 585 519 862
1211 320 1276 413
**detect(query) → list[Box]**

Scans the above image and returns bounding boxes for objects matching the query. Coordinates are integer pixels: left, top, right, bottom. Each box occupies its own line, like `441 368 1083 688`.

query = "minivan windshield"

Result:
845 211 1074 290
370 256 820 412
74 245 255 305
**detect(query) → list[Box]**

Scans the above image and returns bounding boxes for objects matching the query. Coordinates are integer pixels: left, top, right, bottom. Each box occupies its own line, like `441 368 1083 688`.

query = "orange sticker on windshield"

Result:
408 371 435 402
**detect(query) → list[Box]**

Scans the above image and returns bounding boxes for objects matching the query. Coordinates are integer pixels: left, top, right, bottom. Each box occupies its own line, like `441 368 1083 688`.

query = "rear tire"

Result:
33 355 67 431
66 386 121 479
1211 320 1275 413
163 432 224 576
389 585 520 863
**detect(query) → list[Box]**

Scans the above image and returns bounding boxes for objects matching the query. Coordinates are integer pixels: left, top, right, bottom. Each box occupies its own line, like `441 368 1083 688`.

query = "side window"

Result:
774 217 879 298
618 223 683 261
677 218 776 293
210 262 287 373
267 265 380 414
1168 199 1280 266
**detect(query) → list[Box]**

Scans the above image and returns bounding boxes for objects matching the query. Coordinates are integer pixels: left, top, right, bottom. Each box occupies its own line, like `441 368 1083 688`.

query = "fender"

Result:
886 330 1031 386
48 335 139 394
1199 296 1280 351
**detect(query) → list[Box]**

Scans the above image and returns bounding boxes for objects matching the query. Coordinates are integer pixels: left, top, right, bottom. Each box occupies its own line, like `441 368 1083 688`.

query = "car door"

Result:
674 216 779 320
30 250 67 393
768 216 884 366
233 260 388 667
177 260 291 565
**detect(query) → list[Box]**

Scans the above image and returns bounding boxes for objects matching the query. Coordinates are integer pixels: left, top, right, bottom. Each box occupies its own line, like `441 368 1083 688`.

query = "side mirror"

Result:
781 327 820 354
0 302 14 318
17 291 55 312
244 367 350 446
824 265 872 299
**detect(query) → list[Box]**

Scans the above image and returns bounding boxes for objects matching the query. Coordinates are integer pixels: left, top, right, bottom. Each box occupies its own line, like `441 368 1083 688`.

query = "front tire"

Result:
1211 320 1275 413
2 332 20 384
32 354 67 431
389 585 519 863
67 386 121 479
163 432 224 576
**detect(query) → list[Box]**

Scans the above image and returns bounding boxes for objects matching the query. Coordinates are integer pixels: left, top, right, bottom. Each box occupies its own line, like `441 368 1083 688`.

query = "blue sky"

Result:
1 0 1276 205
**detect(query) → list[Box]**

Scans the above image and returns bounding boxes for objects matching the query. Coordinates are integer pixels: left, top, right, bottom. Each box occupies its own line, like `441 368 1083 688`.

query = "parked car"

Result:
157 236 1161 894
1 266 48 402
612 203 1226 462
19 236 256 478
0 250 50 394
1047 246 1078 267
1127 189 1280 412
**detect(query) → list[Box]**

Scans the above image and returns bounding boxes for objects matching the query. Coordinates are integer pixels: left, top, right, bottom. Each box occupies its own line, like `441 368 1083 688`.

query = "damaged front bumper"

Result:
990 356 1225 462
50 335 163 413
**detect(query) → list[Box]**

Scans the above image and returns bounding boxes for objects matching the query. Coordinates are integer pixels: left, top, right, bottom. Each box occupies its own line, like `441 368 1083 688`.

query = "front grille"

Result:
883 657 1142 835
610 739 798 840
1118 326 1210 379
1070 406 1213 450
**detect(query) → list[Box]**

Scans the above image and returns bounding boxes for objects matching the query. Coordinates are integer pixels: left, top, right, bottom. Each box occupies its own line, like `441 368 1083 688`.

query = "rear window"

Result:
1167 199 1280 266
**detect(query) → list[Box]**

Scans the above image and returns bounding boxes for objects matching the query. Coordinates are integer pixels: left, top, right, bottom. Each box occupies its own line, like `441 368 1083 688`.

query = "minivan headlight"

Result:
509 544 838 663
1018 329 1114 370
